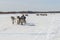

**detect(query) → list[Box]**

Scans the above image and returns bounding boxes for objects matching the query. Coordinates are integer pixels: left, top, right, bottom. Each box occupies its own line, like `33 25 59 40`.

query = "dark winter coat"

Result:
21 15 26 20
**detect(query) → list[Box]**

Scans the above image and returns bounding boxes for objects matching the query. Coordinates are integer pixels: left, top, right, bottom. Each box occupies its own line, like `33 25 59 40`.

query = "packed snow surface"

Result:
0 14 60 40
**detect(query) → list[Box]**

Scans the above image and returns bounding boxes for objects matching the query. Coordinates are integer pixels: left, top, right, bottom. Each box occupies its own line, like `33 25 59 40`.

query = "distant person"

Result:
11 16 15 24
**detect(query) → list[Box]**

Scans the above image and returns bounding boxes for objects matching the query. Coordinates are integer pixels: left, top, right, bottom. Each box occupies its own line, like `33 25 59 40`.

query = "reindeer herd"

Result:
11 15 26 25
11 14 47 25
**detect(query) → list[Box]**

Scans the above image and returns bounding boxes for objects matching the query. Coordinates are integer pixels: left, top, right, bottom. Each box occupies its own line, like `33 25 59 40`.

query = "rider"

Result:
21 14 26 24
21 15 26 20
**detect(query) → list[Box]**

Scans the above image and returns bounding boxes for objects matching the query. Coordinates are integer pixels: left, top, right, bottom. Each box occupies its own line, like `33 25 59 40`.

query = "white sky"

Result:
0 0 60 11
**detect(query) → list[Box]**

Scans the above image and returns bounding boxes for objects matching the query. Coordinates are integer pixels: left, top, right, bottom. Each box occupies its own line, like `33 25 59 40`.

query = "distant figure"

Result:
11 16 15 24
21 15 26 25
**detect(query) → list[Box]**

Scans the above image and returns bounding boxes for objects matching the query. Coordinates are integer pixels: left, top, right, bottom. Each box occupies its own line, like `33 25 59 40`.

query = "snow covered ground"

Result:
0 13 60 40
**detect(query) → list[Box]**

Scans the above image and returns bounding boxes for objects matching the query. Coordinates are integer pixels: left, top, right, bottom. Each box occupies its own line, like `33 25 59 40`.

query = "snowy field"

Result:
0 13 60 40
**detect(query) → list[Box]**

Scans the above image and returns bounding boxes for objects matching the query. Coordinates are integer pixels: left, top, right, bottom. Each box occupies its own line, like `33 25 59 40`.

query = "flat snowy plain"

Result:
0 13 60 40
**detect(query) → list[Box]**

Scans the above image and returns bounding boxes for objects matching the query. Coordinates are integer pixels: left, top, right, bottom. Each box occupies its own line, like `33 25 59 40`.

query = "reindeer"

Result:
20 15 26 25
11 16 15 24
11 15 26 25
17 15 26 25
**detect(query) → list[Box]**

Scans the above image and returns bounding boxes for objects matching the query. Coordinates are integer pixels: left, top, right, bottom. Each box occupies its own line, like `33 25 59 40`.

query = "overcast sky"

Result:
0 0 60 11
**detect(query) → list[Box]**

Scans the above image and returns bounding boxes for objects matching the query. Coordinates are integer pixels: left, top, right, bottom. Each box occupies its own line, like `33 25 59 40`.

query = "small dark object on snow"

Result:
40 13 47 16
25 14 28 16
36 14 39 16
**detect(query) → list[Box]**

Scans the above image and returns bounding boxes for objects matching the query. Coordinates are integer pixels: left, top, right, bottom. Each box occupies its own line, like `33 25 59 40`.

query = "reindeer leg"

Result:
21 22 23 25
